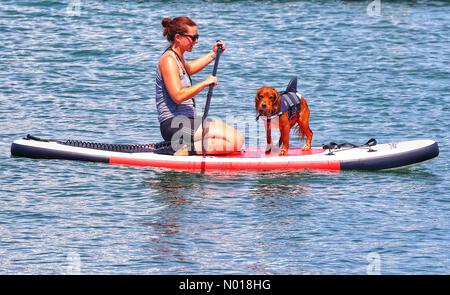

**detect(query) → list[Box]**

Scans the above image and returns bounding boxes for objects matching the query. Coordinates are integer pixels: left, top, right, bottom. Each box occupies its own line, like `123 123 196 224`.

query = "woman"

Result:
156 16 244 155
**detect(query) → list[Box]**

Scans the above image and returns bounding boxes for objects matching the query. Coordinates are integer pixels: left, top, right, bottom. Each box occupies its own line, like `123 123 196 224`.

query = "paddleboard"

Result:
10 135 439 172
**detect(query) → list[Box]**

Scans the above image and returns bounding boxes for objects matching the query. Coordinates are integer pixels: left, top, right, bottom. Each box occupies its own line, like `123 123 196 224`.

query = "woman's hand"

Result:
212 40 226 54
203 75 218 88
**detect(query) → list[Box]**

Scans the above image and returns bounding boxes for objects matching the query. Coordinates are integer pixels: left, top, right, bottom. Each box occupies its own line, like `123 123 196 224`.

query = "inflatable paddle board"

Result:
10 135 439 172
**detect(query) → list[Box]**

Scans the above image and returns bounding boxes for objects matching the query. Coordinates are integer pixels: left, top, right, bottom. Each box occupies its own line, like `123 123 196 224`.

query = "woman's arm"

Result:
185 41 225 75
159 55 216 104
185 51 216 75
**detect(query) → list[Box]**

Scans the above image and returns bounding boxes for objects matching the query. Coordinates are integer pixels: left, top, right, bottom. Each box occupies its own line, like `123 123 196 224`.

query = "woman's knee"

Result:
193 138 228 154
224 124 244 147
194 120 244 150
210 121 241 137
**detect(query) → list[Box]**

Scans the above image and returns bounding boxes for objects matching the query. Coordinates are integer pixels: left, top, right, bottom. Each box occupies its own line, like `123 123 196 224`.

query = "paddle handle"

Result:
201 44 223 157
202 44 223 120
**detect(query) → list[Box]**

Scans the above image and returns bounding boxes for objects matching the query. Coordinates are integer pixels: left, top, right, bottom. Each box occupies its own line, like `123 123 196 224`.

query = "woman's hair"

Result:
162 16 197 43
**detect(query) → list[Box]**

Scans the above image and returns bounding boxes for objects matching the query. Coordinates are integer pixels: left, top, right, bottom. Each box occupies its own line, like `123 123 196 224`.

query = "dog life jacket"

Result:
280 91 302 120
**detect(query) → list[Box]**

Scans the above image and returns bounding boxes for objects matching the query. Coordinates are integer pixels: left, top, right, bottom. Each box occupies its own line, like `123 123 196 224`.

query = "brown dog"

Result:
255 78 313 155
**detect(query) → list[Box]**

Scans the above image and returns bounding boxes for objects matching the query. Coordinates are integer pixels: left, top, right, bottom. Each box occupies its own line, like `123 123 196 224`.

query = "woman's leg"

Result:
192 119 244 154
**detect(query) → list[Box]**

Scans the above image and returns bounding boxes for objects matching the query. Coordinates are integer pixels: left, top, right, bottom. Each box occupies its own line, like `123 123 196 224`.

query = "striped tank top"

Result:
155 47 196 124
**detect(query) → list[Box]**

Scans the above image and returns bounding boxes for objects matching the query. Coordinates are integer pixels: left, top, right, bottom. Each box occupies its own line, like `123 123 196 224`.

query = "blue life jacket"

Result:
274 77 302 119
280 90 301 120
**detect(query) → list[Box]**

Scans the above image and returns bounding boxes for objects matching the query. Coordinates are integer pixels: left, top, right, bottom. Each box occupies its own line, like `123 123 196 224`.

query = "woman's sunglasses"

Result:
178 33 199 42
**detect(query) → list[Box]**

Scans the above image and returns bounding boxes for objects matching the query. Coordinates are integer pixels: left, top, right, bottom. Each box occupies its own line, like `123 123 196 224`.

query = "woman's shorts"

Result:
160 116 203 152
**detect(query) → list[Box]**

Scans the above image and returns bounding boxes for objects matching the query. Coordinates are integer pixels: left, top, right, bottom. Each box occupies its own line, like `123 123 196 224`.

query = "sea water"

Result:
0 0 448 274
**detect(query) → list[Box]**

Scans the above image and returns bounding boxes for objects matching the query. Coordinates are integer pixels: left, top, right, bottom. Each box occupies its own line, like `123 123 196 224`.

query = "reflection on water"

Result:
141 169 321 273
144 170 201 205
145 169 323 200
248 173 310 198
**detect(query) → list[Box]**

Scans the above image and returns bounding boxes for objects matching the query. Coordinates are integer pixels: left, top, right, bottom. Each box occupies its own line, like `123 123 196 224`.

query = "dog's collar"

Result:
256 111 282 121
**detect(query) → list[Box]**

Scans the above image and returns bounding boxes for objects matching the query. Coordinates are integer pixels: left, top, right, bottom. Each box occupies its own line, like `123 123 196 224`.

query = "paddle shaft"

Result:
201 44 223 156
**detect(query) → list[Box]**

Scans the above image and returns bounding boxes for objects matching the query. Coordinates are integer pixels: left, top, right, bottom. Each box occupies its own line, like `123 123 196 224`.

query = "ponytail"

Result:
161 16 197 43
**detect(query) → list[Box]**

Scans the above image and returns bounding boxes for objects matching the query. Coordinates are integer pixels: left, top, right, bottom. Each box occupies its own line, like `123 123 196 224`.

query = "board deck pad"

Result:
214 147 323 158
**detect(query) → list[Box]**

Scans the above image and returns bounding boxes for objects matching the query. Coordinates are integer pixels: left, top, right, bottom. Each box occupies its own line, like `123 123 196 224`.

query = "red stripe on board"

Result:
214 147 324 158
109 156 341 171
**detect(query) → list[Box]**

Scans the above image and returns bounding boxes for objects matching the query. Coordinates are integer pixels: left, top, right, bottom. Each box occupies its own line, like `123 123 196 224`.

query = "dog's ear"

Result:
255 87 264 107
254 89 260 102
272 91 282 112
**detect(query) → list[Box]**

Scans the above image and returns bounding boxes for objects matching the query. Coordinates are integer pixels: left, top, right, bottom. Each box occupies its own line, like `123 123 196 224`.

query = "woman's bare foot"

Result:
174 144 189 156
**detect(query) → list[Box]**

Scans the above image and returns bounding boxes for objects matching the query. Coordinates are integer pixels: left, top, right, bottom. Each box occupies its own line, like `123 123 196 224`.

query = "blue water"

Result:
1 0 449 274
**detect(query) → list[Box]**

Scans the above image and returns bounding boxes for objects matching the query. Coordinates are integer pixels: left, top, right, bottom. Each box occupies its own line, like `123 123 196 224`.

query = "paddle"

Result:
201 43 223 156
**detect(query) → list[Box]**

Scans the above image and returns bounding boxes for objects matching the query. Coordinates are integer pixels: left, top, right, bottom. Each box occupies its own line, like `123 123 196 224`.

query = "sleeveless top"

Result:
155 47 196 124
